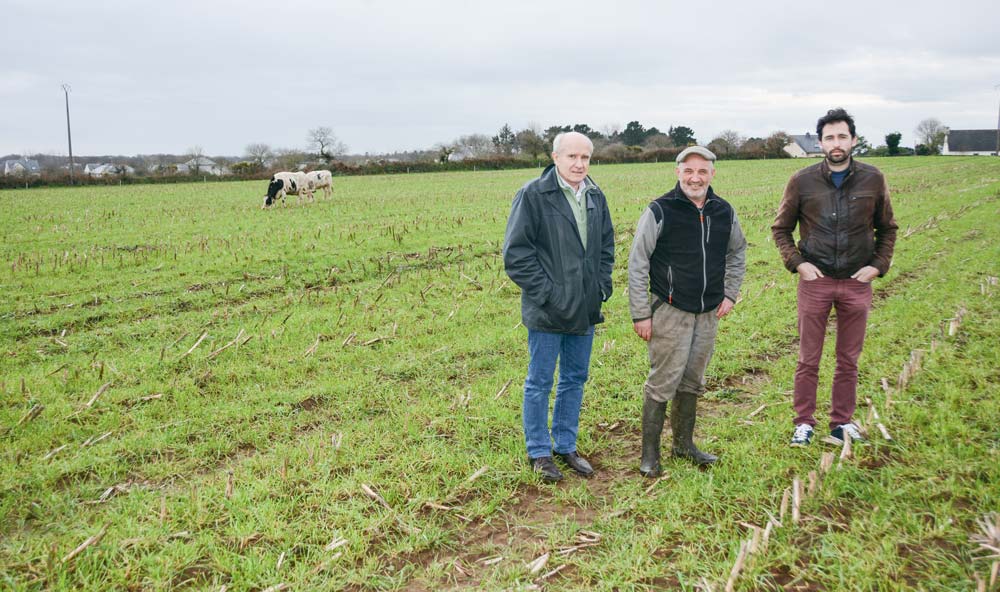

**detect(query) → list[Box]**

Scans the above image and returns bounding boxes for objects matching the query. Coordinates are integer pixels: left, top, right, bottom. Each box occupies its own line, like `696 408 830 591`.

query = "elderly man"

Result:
628 146 746 476
772 108 897 447
503 131 615 483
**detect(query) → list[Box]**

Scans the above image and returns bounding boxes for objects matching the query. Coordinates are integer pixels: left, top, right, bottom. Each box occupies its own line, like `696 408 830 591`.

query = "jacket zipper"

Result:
667 266 673 305
698 208 707 312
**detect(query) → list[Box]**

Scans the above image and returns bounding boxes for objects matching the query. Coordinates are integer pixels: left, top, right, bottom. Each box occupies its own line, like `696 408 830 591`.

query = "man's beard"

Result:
825 148 851 165
682 184 708 200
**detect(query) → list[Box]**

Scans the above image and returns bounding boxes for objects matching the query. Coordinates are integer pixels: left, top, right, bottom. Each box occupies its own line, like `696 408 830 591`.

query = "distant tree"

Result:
741 137 765 157
708 130 745 155
454 134 494 158
186 146 205 174
434 143 455 163
643 133 674 149
571 124 605 141
516 128 548 159
492 123 517 155
596 142 630 161
273 148 310 171
245 143 273 167
914 118 947 154
230 161 260 175
668 126 696 147
621 121 649 146
601 124 622 143
885 132 902 156
762 132 792 158
544 125 571 144
854 135 873 156
307 127 347 163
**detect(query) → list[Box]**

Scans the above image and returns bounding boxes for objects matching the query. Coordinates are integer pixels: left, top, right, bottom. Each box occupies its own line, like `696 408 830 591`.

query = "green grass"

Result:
1 157 998 590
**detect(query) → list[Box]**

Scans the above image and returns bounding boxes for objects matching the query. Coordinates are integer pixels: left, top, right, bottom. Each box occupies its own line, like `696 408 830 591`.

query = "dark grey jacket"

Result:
503 165 615 335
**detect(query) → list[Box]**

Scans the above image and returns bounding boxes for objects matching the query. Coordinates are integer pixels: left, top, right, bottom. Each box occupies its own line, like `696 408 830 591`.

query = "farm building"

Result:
942 129 999 155
783 133 823 158
3 157 41 176
176 156 229 175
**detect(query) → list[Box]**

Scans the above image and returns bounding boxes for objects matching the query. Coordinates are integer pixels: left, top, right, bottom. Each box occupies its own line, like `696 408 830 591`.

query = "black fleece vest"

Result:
648 187 734 314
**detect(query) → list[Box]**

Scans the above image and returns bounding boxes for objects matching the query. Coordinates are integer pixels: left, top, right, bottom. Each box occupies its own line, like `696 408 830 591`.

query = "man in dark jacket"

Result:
628 146 747 476
772 108 897 447
503 131 615 483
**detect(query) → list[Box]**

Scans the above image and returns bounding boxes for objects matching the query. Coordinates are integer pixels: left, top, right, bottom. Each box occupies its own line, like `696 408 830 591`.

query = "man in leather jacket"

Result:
772 108 898 447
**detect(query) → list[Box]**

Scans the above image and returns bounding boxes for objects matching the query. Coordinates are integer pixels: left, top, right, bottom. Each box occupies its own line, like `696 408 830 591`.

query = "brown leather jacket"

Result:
772 158 897 279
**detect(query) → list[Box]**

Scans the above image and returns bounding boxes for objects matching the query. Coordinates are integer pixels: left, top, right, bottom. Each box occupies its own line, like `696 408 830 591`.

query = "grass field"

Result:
1 157 998 591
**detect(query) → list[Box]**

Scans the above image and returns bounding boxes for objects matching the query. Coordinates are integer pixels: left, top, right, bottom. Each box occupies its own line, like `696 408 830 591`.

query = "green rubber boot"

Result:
639 398 667 477
671 392 717 466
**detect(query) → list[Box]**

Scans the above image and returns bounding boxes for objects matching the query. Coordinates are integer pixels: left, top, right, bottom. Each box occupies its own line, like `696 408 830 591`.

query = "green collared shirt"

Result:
555 172 589 249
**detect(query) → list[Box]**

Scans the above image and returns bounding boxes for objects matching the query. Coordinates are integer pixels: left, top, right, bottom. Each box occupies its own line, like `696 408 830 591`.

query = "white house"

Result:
176 156 228 175
783 133 823 158
447 147 478 162
942 130 998 156
3 157 41 176
85 163 136 177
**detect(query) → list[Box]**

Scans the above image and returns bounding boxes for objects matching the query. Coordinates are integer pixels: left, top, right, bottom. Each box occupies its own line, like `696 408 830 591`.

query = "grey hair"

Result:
552 131 594 155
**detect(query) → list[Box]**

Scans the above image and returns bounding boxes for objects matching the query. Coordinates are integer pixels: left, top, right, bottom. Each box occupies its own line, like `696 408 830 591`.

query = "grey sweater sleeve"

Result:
627 207 661 321
724 211 748 303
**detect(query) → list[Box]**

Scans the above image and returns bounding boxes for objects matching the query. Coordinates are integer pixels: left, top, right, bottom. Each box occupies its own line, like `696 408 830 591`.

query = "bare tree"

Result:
307 127 347 163
914 118 948 154
643 133 674 150
708 130 745 155
186 145 205 174
245 143 273 167
453 134 494 158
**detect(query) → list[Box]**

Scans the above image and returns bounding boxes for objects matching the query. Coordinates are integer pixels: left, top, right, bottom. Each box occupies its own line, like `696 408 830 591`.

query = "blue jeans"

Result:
523 327 595 459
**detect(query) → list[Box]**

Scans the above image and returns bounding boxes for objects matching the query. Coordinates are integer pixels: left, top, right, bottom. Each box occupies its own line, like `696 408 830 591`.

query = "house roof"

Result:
3 158 41 173
184 156 218 166
947 129 999 152
788 133 822 154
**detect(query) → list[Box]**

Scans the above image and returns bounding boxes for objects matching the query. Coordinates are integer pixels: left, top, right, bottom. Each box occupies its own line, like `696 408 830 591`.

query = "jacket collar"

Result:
818 157 855 185
539 163 598 195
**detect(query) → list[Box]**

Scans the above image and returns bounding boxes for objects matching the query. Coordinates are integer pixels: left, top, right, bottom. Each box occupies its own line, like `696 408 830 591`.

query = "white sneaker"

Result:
829 422 865 445
790 424 814 447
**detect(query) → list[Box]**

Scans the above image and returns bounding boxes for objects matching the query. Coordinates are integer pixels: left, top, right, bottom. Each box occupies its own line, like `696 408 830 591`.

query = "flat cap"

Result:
675 145 717 163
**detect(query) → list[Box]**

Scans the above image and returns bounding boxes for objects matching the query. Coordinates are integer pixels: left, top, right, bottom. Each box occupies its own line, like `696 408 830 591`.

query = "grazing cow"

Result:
262 171 312 208
307 170 333 199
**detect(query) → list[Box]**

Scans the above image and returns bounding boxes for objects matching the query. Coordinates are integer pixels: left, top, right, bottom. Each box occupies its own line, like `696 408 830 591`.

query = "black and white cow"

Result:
307 170 333 199
262 171 312 208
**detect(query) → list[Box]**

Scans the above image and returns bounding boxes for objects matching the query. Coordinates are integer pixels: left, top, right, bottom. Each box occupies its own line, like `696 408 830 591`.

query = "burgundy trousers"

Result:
793 276 873 431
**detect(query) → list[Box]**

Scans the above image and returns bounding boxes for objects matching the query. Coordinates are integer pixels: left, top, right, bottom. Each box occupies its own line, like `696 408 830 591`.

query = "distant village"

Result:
3 123 996 185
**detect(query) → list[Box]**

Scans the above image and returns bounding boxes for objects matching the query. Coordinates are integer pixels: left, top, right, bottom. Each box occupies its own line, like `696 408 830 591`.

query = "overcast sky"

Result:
3 0 999 157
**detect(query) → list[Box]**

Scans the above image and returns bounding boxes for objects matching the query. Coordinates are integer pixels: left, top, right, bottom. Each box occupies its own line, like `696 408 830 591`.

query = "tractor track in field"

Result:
3 246 508 342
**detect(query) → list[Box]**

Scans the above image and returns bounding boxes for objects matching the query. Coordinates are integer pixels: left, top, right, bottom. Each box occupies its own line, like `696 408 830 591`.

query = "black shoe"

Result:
554 452 594 477
529 456 563 483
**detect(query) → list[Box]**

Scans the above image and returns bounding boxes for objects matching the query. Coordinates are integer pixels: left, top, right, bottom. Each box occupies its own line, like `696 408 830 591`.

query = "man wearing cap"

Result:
503 131 615 483
628 146 746 476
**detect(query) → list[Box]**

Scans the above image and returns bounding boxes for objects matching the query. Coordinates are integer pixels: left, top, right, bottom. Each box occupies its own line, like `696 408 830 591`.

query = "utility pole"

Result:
62 84 75 184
